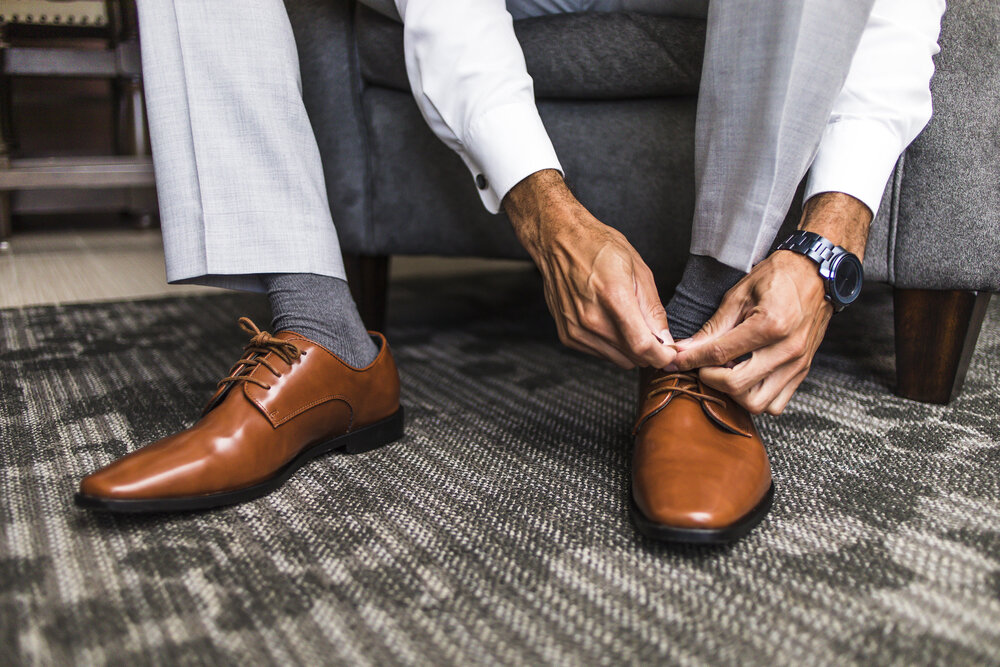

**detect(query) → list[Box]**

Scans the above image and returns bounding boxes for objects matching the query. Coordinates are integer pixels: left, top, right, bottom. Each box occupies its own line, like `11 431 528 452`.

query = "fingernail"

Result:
662 363 678 372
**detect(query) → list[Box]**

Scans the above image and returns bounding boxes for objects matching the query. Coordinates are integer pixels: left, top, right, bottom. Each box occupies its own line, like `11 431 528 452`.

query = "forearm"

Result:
502 169 576 250
798 192 872 260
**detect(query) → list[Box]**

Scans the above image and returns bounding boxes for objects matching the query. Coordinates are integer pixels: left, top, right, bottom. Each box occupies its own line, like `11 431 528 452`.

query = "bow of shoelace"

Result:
216 317 303 391
646 371 725 408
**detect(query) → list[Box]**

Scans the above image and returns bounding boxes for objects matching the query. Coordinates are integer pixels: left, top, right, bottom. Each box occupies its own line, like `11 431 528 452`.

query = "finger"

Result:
672 315 776 371
564 323 637 369
563 300 647 367
673 289 744 351
726 359 803 415
697 342 796 396
542 278 638 370
601 284 677 369
634 267 672 345
764 369 809 415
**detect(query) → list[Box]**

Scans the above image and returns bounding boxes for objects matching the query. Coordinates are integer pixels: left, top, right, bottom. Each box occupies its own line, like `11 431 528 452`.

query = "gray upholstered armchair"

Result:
284 0 999 405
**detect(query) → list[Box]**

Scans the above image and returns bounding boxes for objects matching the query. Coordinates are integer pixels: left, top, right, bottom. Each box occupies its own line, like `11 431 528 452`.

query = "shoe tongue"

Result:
632 372 697 435
200 336 298 416
672 373 700 391
632 371 754 438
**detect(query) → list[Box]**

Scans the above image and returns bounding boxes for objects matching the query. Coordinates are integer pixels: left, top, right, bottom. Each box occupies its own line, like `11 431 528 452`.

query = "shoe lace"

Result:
646 371 725 408
217 317 303 391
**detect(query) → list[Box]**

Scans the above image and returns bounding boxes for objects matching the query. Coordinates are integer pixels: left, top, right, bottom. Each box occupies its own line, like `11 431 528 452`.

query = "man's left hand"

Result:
670 192 871 415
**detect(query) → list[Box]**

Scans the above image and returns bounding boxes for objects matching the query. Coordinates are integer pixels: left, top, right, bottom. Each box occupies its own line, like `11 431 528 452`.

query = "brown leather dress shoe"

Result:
630 369 773 544
76 318 404 513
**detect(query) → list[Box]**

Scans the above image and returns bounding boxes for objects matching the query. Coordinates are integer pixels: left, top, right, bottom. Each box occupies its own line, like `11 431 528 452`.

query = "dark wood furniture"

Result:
0 0 154 249
894 289 992 404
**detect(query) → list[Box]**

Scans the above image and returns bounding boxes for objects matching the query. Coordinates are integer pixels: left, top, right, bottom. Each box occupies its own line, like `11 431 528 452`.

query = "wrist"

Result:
771 249 827 296
798 192 871 260
774 227 865 312
503 169 578 251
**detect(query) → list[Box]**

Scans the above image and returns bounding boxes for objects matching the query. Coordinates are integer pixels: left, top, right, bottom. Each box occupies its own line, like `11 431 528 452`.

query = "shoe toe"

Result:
78 434 219 500
633 472 737 529
632 434 771 531
79 457 165 500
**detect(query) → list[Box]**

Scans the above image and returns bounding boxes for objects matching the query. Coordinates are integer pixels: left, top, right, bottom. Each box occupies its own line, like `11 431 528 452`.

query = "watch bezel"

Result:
825 251 864 308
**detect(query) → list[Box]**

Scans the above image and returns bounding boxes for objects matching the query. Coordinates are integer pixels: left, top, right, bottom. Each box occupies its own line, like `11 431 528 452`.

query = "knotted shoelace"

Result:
646 371 725 408
216 317 303 391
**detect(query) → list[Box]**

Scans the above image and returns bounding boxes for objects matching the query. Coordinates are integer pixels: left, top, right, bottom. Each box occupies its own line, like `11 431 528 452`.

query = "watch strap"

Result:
776 230 839 266
775 230 862 313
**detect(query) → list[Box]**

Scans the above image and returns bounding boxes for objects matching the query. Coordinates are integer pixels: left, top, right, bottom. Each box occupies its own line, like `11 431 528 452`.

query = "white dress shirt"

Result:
804 0 946 215
395 0 945 217
396 0 562 213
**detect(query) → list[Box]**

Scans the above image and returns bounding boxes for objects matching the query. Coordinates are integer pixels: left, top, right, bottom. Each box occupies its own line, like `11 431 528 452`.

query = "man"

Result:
75 0 944 544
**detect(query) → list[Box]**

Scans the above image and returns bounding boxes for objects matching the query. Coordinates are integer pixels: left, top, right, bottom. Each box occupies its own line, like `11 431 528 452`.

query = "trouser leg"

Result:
502 0 869 275
665 0 876 340
136 0 345 292
691 0 875 272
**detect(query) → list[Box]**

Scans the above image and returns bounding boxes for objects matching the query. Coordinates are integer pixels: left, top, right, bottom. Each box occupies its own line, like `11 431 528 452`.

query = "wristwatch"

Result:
775 230 863 312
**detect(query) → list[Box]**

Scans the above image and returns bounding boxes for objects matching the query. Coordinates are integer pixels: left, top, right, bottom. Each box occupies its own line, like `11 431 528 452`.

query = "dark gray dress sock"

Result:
263 273 378 368
665 254 747 341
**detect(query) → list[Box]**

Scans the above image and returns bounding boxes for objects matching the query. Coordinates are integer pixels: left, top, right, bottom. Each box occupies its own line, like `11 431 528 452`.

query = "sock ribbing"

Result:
666 255 746 341
263 273 378 368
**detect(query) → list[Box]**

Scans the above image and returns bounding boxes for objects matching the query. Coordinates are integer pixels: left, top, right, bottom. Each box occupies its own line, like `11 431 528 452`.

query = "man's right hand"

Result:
503 169 676 370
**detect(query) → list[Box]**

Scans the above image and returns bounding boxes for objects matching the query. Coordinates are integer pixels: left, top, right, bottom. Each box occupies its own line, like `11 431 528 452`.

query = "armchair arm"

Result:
892 1 1000 292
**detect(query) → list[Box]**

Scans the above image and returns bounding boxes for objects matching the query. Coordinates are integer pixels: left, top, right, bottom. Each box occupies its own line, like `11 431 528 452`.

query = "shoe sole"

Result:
628 482 774 545
74 406 405 514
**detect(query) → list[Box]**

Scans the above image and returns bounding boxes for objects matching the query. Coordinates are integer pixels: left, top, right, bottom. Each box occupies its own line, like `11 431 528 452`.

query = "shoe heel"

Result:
343 406 405 454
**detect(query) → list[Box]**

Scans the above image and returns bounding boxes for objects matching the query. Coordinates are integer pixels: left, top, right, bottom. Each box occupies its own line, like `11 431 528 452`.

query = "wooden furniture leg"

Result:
0 1 155 233
0 191 11 250
343 254 390 332
113 0 155 228
1 22 12 249
893 288 991 404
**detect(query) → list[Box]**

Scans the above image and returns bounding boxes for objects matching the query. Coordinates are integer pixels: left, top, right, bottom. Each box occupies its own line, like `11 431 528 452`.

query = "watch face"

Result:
830 253 863 306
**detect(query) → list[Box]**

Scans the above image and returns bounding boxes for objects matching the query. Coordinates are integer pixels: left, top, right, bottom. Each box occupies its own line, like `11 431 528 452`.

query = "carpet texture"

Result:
1 270 998 665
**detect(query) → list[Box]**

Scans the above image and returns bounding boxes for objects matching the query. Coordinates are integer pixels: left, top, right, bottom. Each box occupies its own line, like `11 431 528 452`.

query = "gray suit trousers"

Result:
137 0 346 291
138 0 874 289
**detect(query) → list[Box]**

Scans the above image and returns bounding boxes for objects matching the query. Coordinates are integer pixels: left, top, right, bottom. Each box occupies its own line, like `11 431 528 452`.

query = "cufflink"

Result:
475 174 488 190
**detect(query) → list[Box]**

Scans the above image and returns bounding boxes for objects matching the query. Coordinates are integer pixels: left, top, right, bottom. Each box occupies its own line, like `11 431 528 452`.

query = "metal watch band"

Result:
775 230 839 266
775 230 864 313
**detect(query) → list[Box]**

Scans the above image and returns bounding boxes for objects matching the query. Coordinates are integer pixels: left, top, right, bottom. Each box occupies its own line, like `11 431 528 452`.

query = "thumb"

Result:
635 272 673 345
674 296 741 351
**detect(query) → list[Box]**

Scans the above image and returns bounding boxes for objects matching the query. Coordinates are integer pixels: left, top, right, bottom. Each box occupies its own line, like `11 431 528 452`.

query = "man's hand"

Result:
671 192 872 414
503 170 675 370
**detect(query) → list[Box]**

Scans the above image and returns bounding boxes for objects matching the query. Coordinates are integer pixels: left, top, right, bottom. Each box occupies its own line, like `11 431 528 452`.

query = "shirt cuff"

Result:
460 101 563 214
804 117 905 217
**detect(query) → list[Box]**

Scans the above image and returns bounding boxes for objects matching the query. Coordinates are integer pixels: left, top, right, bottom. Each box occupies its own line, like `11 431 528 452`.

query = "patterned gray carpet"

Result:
1 269 998 666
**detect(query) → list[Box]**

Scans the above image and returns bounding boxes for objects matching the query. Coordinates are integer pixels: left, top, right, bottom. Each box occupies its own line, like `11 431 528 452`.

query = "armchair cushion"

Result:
355 6 705 100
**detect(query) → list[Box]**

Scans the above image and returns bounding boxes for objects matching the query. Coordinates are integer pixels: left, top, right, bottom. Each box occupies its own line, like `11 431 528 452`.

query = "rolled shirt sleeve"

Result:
804 0 946 216
395 0 562 213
